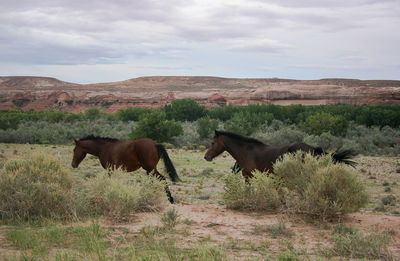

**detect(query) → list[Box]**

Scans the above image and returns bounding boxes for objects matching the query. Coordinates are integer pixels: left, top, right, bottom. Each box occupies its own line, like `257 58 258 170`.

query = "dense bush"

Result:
1 102 400 156
0 119 137 144
274 152 369 218
224 111 273 136
300 112 349 136
129 110 183 142
223 152 369 219
76 170 166 221
165 99 205 121
116 107 151 122
253 120 307 145
196 116 219 139
0 154 75 222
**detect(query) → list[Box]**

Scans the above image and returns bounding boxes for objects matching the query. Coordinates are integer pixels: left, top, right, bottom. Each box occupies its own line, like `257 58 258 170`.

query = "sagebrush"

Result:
76 170 167 221
0 153 75 222
223 152 369 219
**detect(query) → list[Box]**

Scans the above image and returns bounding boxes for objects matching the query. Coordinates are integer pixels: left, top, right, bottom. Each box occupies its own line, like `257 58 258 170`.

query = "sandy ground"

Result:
101 203 400 259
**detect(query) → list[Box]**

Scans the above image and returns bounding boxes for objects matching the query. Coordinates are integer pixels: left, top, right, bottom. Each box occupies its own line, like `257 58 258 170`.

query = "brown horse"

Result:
71 135 179 203
204 130 356 181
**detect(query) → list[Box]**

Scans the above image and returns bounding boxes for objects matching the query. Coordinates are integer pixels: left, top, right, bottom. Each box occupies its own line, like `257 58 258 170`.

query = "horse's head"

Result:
71 139 87 168
204 130 226 161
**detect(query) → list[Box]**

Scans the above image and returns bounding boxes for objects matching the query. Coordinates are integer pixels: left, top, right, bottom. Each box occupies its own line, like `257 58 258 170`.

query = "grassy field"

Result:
0 143 399 260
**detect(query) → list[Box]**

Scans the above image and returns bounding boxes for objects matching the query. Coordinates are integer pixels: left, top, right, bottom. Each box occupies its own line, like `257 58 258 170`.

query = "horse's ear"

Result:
214 130 220 136
73 139 77 144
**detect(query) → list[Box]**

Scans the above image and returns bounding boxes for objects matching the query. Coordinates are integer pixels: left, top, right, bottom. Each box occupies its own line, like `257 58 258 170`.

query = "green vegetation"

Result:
0 144 399 260
274 152 369 218
129 110 183 142
0 154 167 223
224 111 273 136
196 116 219 139
300 111 348 136
165 98 205 121
0 153 75 222
223 171 281 211
160 208 181 230
223 152 369 219
326 224 393 259
1 102 400 156
76 170 167 221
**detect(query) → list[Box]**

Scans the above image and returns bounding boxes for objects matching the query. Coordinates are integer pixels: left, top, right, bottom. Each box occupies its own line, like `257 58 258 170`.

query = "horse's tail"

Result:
156 144 180 182
313 147 357 167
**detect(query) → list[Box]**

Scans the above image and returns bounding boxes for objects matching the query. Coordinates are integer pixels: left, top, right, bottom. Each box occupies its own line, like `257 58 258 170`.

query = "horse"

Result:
71 135 179 203
204 130 356 181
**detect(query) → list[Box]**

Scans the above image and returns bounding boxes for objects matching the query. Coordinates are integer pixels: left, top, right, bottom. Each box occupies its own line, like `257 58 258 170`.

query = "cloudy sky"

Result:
1 0 399 83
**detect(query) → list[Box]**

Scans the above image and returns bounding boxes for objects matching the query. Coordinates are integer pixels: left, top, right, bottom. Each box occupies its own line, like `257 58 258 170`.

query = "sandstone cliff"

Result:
1 76 399 112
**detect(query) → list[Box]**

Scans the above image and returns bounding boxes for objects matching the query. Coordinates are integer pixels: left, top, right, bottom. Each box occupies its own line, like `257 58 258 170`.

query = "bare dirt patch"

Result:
100 203 400 259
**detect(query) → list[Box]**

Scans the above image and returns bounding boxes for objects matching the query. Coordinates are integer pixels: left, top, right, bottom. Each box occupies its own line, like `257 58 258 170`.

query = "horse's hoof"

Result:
169 197 175 204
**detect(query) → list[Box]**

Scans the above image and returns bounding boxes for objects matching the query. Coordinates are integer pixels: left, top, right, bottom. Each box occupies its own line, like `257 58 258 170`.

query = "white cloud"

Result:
0 0 399 82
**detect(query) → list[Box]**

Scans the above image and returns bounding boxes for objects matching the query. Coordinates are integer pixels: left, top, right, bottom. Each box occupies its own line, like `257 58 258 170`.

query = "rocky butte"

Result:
0 76 399 112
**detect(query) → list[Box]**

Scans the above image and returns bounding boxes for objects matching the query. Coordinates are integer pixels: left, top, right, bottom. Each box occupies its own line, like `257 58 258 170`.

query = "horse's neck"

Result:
222 137 251 162
83 141 103 156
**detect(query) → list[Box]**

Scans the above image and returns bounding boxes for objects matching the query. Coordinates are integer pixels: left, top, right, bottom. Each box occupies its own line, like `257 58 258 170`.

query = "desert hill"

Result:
0 76 399 112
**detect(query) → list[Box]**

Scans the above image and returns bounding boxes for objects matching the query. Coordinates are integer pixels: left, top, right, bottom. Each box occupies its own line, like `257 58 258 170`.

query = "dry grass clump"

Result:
76 170 167 221
223 152 369 219
223 171 281 211
0 153 75 222
327 224 393 259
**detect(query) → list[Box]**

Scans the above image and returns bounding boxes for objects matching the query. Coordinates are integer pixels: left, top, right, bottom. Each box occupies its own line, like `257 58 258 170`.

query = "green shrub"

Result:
160 208 180 230
224 111 273 136
77 170 166 221
300 112 348 136
116 107 150 122
0 119 137 144
254 120 307 145
223 171 281 211
223 152 368 219
129 110 183 142
0 154 75 222
274 152 369 218
196 116 219 139
164 99 205 122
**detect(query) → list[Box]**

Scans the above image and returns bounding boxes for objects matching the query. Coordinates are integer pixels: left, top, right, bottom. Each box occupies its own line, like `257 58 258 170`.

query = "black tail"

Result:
314 147 357 167
156 144 180 182
331 149 357 167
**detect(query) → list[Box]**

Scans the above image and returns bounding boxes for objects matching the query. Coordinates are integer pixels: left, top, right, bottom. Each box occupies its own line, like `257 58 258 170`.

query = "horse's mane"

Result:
215 131 265 145
79 135 119 142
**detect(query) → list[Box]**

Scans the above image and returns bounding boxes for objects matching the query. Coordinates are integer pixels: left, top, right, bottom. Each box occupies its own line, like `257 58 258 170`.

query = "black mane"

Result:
79 135 119 142
215 131 265 145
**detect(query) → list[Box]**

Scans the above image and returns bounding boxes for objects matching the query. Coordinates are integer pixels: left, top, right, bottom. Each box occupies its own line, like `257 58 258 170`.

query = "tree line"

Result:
1 99 400 144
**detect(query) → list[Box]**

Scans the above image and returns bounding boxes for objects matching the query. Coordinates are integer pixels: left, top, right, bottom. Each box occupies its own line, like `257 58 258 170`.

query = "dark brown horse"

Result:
204 130 356 181
72 135 179 203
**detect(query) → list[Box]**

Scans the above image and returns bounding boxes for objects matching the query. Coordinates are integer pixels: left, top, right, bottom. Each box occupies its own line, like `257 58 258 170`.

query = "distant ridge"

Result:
0 76 399 112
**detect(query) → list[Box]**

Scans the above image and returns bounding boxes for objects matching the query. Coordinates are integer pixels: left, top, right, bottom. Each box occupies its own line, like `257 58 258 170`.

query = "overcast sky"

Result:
1 0 399 83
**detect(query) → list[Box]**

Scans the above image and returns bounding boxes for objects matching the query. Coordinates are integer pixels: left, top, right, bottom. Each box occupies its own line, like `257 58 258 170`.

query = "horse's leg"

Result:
147 169 175 204
242 169 253 184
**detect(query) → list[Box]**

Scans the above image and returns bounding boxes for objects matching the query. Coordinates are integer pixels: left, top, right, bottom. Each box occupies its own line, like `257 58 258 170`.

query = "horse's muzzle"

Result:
204 155 212 161
71 163 78 168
